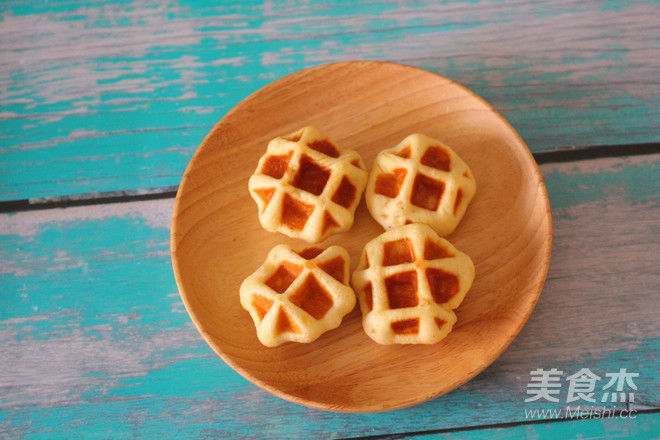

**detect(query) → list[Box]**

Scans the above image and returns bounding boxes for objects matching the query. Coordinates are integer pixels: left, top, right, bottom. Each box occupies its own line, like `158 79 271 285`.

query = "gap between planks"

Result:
0 143 658 214
338 408 660 440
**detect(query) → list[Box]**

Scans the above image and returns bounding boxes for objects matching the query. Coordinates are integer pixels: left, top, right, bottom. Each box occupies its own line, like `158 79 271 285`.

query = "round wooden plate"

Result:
171 61 552 413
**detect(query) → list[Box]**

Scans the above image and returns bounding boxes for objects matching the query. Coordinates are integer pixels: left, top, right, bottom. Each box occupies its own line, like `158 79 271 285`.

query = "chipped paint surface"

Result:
1 0 659 200
0 198 174 238
1 157 658 438
544 155 659 210
1 0 658 437
412 413 660 440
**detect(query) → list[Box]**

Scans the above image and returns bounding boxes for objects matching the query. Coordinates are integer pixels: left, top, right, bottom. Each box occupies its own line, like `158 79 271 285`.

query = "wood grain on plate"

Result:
171 61 552 412
1 155 658 437
1 0 658 200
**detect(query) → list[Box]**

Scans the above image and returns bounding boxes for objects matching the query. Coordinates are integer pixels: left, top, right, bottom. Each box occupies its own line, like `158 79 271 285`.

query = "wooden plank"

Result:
1 0 658 200
1 154 658 438
411 412 660 440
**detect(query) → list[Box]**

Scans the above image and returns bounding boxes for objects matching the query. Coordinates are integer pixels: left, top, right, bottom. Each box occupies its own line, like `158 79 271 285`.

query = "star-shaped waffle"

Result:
366 133 476 236
240 244 356 347
351 223 474 344
249 126 368 243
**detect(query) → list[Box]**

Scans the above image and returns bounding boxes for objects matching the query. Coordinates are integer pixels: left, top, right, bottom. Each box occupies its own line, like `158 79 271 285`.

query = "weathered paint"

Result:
414 412 660 440
543 155 659 211
1 0 658 200
1 156 658 438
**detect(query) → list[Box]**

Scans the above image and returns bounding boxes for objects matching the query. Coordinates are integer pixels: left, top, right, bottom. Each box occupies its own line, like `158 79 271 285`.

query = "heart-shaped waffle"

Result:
366 134 476 236
240 244 355 347
351 223 474 344
249 126 368 243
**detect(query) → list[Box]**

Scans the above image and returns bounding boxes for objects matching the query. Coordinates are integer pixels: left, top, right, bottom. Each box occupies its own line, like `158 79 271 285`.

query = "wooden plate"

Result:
171 61 552 413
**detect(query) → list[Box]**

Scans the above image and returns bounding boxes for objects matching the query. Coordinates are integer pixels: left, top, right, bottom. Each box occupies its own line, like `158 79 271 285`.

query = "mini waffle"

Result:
240 244 355 347
249 127 368 243
366 134 476 236
351 223 474 344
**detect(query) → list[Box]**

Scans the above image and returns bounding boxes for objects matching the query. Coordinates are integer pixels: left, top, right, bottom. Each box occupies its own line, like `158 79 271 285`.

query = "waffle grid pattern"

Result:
351 224 475 344
249 126 368 243
366 134 476 236
240 244 355 347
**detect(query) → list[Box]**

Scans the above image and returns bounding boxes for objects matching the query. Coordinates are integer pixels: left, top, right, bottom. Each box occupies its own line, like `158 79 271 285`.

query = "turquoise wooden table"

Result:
1 1 659 438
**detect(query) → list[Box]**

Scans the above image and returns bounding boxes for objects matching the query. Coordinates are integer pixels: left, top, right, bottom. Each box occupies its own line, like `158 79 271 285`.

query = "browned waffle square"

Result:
240 244 355 347
249 127 368 243
351 223 474 344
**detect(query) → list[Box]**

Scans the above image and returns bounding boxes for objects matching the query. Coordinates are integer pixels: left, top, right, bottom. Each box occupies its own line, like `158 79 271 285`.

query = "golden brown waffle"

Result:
351 223 474 344
240 244 355 347
366 134 476 236
249 127 368 243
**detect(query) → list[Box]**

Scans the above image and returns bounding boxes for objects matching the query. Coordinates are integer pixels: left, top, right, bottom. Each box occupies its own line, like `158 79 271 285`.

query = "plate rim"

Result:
170 60 553 413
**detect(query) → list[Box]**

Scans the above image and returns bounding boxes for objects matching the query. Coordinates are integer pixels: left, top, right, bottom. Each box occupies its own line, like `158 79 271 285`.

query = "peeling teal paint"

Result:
1 1 659 437
543 158 659 210
1 154 659 437
413 412 660 439
1 0 658 200
0 215 174 324
1 0 135 16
